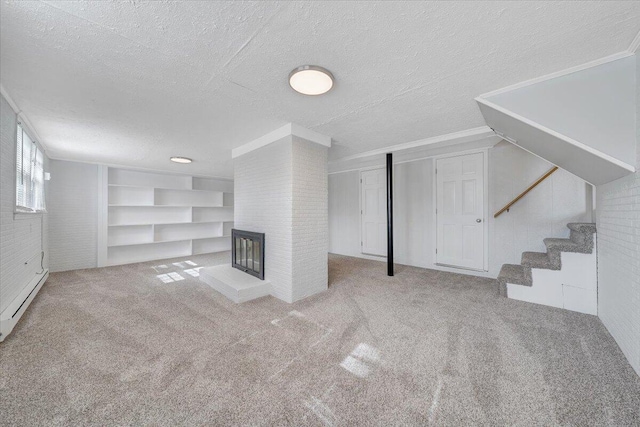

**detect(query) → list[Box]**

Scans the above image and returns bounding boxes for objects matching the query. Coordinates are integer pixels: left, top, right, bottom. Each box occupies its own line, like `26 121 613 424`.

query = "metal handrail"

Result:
494 166 558 218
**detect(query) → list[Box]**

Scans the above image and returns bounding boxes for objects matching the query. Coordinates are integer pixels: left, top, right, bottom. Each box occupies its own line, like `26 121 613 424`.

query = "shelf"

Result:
107 236 231 247
108 205 191 226
155 188 223 207
108 224 153 247
223 192 234 207
223 222 233 236
155 222 222 242
160 205 226 208
109 185 154 206
109 205 225 209
108 237 226 247
103 167 234 266
193 235 230 241
109 183 225 194
108 220 229 227
108 234 231 247
193 237 231 255
109 204 158 207
192 206 234 223
107 240 192 266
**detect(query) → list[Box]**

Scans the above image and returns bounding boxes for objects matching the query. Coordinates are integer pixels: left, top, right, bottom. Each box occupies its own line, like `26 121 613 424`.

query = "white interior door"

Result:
361 168 387 256
436 152 485 270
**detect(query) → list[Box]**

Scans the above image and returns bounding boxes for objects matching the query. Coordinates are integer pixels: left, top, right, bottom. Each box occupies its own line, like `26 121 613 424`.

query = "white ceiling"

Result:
1 1 639 178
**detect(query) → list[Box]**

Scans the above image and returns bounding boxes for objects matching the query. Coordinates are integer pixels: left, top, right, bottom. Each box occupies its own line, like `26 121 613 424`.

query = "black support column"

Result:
386 153 394 276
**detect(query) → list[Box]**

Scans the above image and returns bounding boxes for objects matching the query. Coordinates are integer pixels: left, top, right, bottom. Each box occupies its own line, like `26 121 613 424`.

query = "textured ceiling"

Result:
1 1 639 177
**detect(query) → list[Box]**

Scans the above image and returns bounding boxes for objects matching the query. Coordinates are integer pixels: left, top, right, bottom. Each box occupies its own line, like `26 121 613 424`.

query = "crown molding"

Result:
477 51 633 100
232 123 331 159
0 84 20 113
330 126 496 164
0 84 48 153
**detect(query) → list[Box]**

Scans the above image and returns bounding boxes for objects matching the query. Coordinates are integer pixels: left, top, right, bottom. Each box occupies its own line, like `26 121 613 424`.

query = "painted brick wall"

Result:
234 137 294 302
292 136 328 301
48 159 98 272
0 95 48 314
235 135 329 303
596 55 640 376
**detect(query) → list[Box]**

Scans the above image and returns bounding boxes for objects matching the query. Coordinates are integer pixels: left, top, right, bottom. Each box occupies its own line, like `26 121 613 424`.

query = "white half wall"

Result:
596 54 640 376
48 159 99 272
328 142 592 278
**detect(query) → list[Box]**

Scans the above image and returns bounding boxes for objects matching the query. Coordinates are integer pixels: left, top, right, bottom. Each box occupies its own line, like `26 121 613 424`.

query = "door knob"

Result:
476 219 482 223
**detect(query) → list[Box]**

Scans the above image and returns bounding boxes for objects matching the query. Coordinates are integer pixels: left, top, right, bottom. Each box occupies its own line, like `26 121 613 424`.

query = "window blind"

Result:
16 123 45 213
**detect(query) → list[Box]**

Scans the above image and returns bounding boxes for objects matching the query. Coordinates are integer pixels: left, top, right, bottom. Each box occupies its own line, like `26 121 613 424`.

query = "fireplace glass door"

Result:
231 229 265 280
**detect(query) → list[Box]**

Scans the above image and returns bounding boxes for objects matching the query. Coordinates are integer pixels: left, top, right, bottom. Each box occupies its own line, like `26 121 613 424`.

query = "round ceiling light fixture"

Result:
289 65 334 95
170 156 192 164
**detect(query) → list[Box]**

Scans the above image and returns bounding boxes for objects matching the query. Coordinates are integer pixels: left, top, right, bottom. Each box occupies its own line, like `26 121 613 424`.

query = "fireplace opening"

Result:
231 229 265 280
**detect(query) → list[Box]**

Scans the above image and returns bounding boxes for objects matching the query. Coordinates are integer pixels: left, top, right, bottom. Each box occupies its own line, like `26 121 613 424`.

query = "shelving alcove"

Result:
98 167 234 266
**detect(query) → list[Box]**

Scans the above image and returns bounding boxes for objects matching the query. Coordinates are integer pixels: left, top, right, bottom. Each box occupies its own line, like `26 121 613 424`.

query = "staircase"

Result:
497 223 597 315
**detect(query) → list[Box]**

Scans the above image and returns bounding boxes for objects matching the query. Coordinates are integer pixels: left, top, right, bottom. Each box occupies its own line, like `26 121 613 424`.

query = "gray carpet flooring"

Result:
1 253 639 426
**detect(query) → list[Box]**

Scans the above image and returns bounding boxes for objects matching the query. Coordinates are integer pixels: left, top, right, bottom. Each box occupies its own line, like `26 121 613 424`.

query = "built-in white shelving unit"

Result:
99 167 234 266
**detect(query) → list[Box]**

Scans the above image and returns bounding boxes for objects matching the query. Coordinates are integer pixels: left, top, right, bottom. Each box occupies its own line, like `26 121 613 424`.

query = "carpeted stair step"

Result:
497 222 596 299
521 251 559 270
497 264 532 296
567 223 597 234
568 223 597 251
543 238 591 254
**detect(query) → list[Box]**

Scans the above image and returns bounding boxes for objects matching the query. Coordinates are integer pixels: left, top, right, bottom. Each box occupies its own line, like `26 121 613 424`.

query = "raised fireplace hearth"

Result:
199 229 269 303
232 229 265 280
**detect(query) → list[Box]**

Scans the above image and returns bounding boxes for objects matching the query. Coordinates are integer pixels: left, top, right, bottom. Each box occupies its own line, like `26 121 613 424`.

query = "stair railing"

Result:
494 166 558 218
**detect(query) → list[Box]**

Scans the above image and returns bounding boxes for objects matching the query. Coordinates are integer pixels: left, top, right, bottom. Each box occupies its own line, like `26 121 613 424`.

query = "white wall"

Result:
48 159 98 272
328 143 592 278
329 159 437 269
328 171 360 257
393 159 433 268
0 94 49 314
596 55 640 376
329 159 434 267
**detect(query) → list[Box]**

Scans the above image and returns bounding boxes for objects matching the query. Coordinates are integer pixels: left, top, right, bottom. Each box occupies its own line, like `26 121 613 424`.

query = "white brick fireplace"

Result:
232 124 330 303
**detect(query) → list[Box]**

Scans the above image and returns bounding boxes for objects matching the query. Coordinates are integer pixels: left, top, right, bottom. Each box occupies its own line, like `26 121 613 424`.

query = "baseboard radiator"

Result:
0 269 49 342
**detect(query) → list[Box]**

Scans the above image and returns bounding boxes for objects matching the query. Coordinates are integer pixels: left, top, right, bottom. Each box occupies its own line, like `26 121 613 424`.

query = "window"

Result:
16 123 45 213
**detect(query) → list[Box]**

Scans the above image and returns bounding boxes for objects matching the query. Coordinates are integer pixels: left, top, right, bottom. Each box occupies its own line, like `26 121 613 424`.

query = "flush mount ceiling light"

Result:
289 65 334 95
170 156 192 164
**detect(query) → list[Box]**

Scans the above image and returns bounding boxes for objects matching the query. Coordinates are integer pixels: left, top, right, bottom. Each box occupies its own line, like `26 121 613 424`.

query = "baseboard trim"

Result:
0 270 49 342
329 252 495 279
